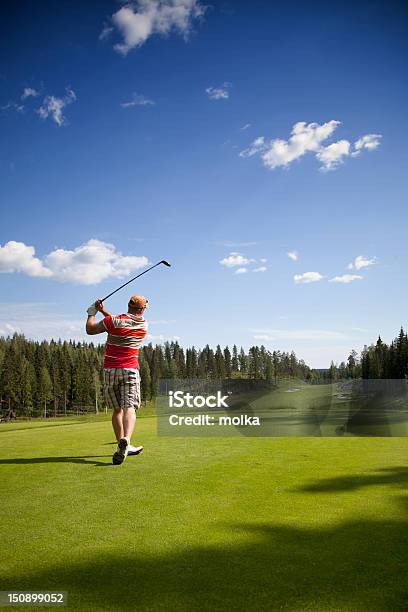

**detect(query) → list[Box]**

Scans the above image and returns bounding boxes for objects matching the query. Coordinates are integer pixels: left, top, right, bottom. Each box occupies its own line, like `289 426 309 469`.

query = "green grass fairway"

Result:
0 416 407 611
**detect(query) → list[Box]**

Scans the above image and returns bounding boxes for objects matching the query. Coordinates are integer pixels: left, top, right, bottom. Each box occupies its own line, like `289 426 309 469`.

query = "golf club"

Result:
99 260 171 303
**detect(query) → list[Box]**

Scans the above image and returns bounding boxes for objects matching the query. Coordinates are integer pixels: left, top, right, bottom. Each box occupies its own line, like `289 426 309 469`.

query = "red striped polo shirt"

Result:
102 313 148 369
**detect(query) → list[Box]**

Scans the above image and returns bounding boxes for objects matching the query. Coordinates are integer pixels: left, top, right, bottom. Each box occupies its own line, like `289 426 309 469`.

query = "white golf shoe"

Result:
128 444 144 456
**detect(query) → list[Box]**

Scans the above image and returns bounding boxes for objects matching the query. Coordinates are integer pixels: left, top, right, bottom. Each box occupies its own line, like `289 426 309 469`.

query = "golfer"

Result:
86 295 148 465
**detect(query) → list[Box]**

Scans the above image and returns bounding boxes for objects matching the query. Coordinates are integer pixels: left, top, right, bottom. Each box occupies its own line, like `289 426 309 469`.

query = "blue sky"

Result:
1 0 407 367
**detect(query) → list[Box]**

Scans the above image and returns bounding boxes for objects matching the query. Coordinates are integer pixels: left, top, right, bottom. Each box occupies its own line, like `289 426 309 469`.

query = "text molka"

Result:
168 414 261 426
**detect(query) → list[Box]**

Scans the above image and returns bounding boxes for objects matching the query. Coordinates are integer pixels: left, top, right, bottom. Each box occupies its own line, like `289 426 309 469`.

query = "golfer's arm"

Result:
98 307 111 317
86 316 107 335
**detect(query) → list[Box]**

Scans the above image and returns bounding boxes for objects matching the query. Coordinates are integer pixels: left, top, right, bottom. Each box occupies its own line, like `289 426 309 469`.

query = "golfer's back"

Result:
102 313 147 369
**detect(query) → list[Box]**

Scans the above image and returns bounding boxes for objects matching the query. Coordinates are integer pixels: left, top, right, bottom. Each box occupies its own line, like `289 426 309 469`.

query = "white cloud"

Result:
0 239 149 285
329 274 363 283
37 88 76 126
347 255 377 271
240 120 382 172
239 136 265 158
21 87 39 100
220 252 269 274
44 240 148 284
353 133 382 154
206 82 231 100
240 123 251 130
99 25 114 41
0 241 52 278
109 0 206 55
121 92 156 108
220 252 252 268
316 139 350 171
293 271 323 284
0 322 21 336
287 250 298 261
241 120 339 169
1 101 24 113
148 334 181 341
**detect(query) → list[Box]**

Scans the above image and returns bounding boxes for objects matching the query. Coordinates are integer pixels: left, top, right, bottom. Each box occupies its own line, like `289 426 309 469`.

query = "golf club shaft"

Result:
100 261 168 302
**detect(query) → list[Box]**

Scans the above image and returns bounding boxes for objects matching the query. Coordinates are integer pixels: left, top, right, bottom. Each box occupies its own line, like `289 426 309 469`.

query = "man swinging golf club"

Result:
86 295 148 465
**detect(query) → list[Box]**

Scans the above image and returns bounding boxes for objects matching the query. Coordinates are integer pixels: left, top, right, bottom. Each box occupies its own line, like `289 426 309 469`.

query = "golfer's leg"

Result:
118 369 140 445
104 369 122 441
123 407 136 442
112 408 124 442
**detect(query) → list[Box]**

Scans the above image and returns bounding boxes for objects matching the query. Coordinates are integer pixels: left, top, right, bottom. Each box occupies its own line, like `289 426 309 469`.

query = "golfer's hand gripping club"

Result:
86 300 104 315
86 303 98 316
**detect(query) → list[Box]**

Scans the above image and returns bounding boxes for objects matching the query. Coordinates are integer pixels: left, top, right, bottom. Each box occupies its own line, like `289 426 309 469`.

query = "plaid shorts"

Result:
103 368 141 412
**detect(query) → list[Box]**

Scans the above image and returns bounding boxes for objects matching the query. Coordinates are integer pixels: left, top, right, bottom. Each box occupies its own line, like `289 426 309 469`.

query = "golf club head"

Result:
160 260 171 267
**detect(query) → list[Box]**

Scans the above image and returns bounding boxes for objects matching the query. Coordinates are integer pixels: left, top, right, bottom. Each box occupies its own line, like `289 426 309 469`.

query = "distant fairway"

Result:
0 414 407 611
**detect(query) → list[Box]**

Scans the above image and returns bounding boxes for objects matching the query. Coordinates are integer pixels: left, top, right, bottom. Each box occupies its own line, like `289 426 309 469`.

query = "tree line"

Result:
3 326 406 417
325 327 408 381
0 335 313 417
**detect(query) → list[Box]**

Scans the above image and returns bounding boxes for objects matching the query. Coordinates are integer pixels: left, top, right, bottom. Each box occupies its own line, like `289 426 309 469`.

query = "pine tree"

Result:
223 346 232 378
208 348 217 379
139 355 151 403
186 347 198 378
329 361 338 381
248 347 261 378
232 345 239 373
395 327 408 378
215 345 226 378
197 351 207 378
1 344 20 409
272 351 280 384
347 350 358 378
161 342 176 378
50 347 62 416
361 346 370 379
38 366 52 418
238 347 247 374
265 353 274 382
20 358 36 416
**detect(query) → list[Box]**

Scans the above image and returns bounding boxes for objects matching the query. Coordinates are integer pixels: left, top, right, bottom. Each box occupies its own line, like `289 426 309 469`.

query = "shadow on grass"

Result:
295 466 408 493
0 455 111 467
3 510 407 611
